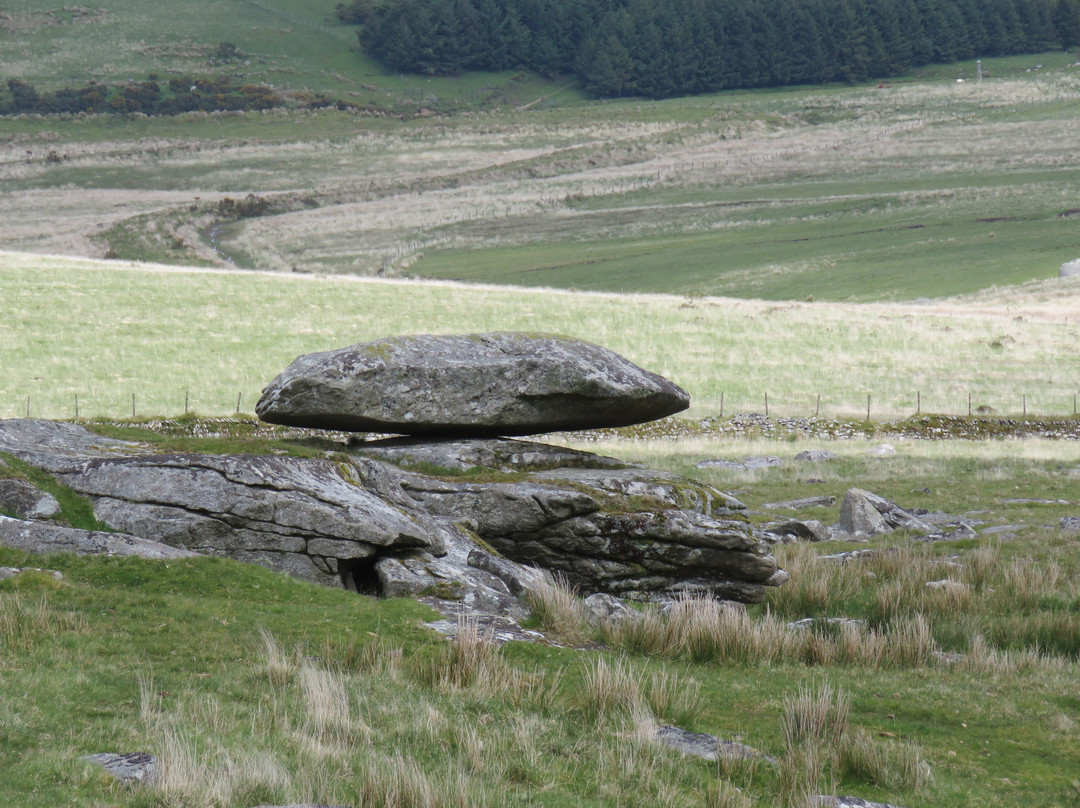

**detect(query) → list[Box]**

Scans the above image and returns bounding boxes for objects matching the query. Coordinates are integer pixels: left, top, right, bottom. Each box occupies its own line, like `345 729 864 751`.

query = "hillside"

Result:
3 51 1080 300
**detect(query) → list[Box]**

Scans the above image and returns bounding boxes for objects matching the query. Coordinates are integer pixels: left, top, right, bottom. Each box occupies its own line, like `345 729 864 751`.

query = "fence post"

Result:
968 393 971 416
720 392 724 418
765 393 769 417
815 394 820 417
132 393 136 418
1023 394 1027 416
236 392 243 413
916 390 920 415
75 394 79 419
25 396 30 418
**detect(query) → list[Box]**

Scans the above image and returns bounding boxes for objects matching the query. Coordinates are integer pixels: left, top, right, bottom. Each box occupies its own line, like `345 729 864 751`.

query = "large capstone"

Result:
255 332 690 435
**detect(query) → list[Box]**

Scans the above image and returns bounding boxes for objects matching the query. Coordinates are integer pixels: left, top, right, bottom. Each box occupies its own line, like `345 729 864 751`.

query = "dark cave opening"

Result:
338 556 382 596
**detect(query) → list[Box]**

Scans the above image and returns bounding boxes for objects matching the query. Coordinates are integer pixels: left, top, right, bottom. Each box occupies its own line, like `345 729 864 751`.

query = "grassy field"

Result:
0 0 573 107
2 251 1079 421
3 47 1080 299
3 423 1080 808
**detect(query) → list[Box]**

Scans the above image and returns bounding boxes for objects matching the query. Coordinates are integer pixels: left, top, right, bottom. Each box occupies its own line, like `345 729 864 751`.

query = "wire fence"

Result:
9 389 1080 423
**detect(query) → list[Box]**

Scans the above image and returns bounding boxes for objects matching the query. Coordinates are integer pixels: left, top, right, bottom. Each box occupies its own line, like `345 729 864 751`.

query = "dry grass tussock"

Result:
0 591 85 650
779 685 930 807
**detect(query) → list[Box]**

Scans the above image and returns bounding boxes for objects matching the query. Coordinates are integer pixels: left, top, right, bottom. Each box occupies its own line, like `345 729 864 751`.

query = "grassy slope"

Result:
3 429 1080 808
4 43 1079 300
0 0 573 108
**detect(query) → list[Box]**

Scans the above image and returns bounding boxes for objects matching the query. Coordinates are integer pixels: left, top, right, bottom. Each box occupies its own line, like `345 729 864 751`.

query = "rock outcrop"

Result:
0 419 783 613
255 332 690 435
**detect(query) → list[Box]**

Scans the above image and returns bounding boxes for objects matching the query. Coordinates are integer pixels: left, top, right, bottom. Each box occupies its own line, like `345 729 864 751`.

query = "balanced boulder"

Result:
256 332 690 436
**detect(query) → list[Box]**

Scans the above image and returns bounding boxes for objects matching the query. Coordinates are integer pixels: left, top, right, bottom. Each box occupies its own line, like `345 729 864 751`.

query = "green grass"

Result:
5 51 1080 299
4 435 1080 807
0 0 576 110
2 251 1078 421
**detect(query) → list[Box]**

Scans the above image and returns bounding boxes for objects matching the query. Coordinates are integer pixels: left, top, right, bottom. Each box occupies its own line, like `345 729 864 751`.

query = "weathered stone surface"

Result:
0 419 145 472
695 458 747 471
839 488 935 536
787 616 867 631
583 592 643 627
55 453 448 586
0 515 198 559
390 460 775 602
83 753 156 783
744 455 784 470
1060 516 1080 533
1060 258 1080 278
0 419 781 610
760 495 835 511
654 725 775 762
531 467 746 515
352 436 630 472
815 797 909 808
764 519 830 542
794 449 838 463
256 332 690 436
0 478 60 519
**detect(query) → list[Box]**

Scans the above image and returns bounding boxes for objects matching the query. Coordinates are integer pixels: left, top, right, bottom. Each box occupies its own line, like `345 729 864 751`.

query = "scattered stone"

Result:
695 458 747 471
819 549 876 563
0 479 60 519
763 519 830 542
838 488 936 536
744 455 784 470
1060 258 1080 278
866 443 897 457
815 797 909 808
83 752 156 783
787 617 867 630
925 579 970 594
794 449 837 463
583 592 642 627
838 489 891 536
0 566 63 582
760 495 835 510
654 725 776 763
256 332 690 435
1060 516 1080 533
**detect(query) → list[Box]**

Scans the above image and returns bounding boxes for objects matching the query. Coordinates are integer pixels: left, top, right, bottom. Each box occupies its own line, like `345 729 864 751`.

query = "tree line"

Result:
341 0 1080 97
0 76 354 117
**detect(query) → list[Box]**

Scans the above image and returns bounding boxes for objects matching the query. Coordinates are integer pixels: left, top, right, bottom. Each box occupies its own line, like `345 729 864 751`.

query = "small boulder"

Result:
838 489 891 536
1060 516 1080 533
0 479 60 519
256 333 690 436
654 725 775 763
1060 259 1080 278
583 592 642 627
794 449 837 463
